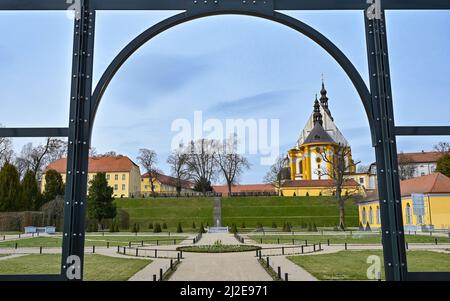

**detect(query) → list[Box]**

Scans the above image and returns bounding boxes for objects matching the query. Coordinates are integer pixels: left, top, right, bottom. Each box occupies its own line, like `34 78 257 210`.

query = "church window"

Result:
369 207 374 224
362 208 367 225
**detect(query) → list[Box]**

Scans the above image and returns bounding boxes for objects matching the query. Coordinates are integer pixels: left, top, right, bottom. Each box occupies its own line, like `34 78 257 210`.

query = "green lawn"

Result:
222 196 359 227
288 250 450 280
0 235 187 248
0 254 150 280
115 197 213 229
249 234 450 245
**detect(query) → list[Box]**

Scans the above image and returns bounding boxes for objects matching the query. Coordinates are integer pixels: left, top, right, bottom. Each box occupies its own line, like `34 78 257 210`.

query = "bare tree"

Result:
317 143 360 230
89 147 98 157
397 152 417 180
185 139 219 196
215 136 251 196
264 155 290 196
433 142 450 154
15 138 67 179
137 148 160 196
167 146 190 196
0 135 13 168
357 164 370 173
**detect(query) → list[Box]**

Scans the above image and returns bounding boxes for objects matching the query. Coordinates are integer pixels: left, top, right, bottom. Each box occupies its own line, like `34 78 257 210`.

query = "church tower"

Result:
288 80 355 181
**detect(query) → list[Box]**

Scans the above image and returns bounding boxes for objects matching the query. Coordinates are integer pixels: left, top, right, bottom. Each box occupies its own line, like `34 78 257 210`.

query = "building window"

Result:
421 172 425 176
114 184 118 191
369 207 374 224
359 177 364 184
405 203 412 224
106 174 110 180
362 208 367 225
114 174 118 180
122 184 126 191
376 206 380 224
122 174 126 180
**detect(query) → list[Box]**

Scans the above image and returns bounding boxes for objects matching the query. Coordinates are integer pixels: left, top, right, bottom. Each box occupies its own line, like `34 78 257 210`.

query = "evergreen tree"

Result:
272 222 277 228
20 170 40 211
162 222 167 229
148 222 153 229
43 169 65 203
199 222 206 234
0 163 21 212
436 153 450 178
87 173 116 229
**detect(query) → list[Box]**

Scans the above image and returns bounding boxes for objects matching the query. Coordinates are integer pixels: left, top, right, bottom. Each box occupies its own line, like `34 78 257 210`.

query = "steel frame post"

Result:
61 0 95 281
364 8 407 281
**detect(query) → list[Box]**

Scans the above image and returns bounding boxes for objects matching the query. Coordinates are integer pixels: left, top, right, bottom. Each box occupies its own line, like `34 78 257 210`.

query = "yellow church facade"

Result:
280 81 363 197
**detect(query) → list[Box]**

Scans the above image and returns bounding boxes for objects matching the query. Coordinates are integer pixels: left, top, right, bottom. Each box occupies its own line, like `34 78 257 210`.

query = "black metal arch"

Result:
90 10 376 142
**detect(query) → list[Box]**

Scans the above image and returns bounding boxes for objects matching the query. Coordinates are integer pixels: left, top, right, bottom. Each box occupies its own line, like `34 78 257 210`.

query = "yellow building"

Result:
43 155 141 198
281 81 364 197
140 172 194 197
358 173 450 231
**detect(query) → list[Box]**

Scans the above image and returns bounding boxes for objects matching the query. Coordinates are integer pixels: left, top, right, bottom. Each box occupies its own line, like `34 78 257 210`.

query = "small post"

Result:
155 249 158 258
177 252 180 262
156 240 159 246
406 242 408 250
174 239 176 245
292 239 294 245
285 273 289 281
266 257 270 268
259 250 262 260
435 238 438 245
170 259 173 270
282 247 285 255
93 245 95 253
159 268 163 281
305 240 308 246
180 250 183 259
313 244 316 252
193 238 196 244
277 266 281 280
39 246 42 254
136 248 139 257
117 245 120 253
128 241 131 248
141 240 144 247
327 239 330 246
345 242 348 250
153 274 157 281
107 241 109 248
260 238 263 244
123 247 126 254
277 238 280 244
256 250 259 257
301 245 304 254
15 242 17 249
319 242 322 250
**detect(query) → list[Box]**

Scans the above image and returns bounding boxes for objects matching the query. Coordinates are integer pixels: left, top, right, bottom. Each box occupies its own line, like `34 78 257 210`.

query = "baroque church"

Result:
280 81 366 197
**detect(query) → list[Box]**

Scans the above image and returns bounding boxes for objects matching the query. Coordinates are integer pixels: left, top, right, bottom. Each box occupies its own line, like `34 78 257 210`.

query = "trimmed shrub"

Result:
116 209 130 230
177 222 183 233
272 222 277 229
148 222 153 229
153 223 162 233
162 222 168 229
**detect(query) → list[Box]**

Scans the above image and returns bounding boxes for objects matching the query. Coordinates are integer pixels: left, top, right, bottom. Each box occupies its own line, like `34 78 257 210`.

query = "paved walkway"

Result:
170 233 271 281
267 256 317 281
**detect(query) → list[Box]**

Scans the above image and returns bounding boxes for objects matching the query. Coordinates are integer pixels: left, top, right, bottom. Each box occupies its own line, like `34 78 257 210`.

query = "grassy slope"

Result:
288 250 450 280
115 198 213 228
0 235 187 248
249 234 450 244
222 196 359 227
0 254 150 280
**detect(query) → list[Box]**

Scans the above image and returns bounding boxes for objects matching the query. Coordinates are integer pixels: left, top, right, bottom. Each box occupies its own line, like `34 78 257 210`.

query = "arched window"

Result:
362 207 367 225
376 206 380 224
369 207 374 224
405 203 412 225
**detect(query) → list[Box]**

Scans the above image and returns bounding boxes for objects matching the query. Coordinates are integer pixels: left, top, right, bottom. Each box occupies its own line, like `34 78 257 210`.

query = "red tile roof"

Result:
212 184 275 194
398 151 443 164
45 156 139 173
400 172 450 196
361 173 450 203
142 172 194 189
281 179 359 188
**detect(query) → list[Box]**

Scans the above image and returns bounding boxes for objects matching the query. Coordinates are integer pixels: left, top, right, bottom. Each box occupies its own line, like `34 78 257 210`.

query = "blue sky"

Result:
0 10 449 184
